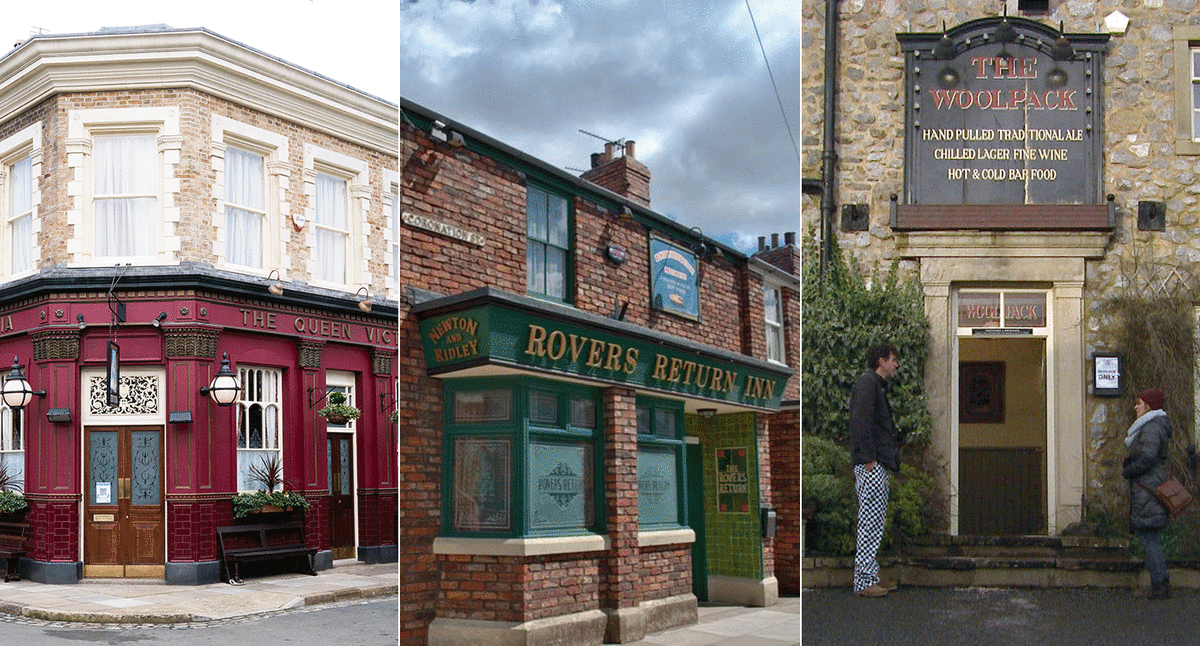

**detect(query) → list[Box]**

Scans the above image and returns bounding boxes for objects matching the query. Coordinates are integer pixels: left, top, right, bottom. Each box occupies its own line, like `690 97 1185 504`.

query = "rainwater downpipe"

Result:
820 0 838 297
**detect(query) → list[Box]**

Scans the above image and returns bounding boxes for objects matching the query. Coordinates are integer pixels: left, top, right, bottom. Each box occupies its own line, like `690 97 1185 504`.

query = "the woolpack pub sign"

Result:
416 287 789 410
894 17 1111 229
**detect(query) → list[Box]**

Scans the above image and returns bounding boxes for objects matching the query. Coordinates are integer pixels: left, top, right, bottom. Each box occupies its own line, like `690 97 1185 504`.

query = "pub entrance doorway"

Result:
83 425 166 577
955 289 1050 536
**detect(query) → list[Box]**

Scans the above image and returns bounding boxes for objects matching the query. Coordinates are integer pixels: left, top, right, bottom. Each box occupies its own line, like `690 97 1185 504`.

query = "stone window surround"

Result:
897 230 1107 535
431 528 695 556
211 115 291 279
0 122 41 280
1174 26 1200 155
302 143 370 292
66 106 182 266
383 169 398 301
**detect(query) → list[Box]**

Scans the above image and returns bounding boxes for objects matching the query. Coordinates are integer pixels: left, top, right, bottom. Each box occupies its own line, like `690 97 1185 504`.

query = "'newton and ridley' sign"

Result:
900 19 1104 206
419 303 788 410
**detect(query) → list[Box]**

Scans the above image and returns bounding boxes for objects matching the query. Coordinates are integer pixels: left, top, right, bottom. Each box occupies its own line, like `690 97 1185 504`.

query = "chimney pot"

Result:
590 152 602 169
604 142 615 162
758 236 767 251
784 231 796 246
625 140 636 159
771 233 780 248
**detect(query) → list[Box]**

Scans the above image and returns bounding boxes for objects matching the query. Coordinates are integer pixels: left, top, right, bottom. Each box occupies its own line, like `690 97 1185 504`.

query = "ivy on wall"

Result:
801 233 932 448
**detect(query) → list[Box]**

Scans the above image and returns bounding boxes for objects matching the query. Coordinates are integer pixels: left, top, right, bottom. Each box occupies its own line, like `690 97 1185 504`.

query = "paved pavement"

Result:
628 596 800 646
0 559 396 624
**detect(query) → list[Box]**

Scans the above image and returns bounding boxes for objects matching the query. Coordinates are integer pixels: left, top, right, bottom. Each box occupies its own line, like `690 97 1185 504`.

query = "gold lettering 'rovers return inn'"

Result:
523 323 776 401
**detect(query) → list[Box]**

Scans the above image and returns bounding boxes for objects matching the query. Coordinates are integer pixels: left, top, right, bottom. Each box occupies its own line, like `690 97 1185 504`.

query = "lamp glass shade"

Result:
1 375 33 409
203 352 242 407
207 373 241 406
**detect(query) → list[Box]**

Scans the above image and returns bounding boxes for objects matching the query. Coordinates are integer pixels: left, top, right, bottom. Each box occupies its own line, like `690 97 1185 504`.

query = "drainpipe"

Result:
820 0 839 297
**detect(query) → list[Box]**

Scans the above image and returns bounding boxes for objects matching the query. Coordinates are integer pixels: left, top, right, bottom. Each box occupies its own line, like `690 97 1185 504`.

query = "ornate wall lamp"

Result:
1 356 46 410
200 352 242 407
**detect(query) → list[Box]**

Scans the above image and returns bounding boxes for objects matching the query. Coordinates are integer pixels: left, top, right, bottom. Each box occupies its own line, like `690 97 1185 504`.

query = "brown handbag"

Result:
1139 477 1194 517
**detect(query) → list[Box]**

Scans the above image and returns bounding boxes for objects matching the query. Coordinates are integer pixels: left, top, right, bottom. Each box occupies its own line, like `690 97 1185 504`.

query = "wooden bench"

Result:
0 521 28 582
216 521 317 585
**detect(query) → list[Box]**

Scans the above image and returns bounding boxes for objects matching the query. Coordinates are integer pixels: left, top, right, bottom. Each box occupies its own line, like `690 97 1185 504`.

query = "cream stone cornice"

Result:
0 29 397 156
895 231 1112 259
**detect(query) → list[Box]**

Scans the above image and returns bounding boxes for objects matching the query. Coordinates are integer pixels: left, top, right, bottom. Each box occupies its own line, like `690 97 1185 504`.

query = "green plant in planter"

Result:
232 489 310 519
0 463 26 514
318 391 361 424
231 454 310 519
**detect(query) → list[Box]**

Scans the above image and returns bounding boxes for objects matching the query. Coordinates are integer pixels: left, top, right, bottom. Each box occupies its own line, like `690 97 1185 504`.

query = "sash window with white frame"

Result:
93 133 158 258
764 284 784 364
0 404 22 488
1193 44 1200 140
6 155 32 275
237 366 283 492
224 146 266 269
315 172 348 285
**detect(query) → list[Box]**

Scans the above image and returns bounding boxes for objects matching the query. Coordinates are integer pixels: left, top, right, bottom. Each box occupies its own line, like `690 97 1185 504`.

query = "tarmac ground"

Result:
803 585 1199 646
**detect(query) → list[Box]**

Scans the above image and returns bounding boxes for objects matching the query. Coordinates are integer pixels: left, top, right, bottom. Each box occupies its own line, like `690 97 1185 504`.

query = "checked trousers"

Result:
853 463 890 592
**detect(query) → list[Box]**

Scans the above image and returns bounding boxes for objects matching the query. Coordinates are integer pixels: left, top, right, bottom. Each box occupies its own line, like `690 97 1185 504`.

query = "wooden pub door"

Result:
84 426 165 577
328 433 355 559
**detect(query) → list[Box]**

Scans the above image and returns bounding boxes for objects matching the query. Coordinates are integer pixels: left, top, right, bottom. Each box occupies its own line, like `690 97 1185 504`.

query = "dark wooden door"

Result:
328 433 355 559
84 426 165 577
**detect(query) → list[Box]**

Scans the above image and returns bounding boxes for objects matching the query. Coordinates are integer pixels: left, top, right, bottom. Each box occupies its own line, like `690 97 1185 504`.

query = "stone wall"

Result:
804 1 1200 520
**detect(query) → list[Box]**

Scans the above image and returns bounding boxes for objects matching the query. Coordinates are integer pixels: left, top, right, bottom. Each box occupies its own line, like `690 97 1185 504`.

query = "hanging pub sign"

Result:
650 237 700 319
106 341 120 407
895 17 1110 229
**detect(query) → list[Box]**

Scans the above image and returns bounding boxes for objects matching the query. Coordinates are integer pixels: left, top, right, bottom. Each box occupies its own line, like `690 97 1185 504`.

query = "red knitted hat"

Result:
1137 388 1166 411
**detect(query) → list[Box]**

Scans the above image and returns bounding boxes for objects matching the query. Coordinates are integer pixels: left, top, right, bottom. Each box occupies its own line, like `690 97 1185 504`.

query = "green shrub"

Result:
801 231 932 449
802 436 942 556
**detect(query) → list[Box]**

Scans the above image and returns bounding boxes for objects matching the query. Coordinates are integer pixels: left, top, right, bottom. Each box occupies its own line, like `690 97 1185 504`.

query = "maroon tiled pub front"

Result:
9 279 397 584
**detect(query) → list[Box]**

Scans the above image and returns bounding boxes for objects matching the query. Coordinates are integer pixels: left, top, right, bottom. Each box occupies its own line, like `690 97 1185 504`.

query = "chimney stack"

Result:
580 138 651 207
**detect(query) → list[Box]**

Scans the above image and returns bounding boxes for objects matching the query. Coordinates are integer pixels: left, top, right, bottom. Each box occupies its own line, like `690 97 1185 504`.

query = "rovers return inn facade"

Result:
805 1 1200 538
0 27 398 584
400 98 798 645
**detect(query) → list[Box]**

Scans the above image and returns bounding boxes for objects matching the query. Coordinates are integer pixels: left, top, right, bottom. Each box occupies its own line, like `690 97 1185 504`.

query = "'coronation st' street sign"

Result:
419 304 788 410
898 17 1106 206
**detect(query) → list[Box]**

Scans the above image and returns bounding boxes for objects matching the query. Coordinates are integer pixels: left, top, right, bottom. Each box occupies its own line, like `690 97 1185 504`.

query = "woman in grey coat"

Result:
1122 387 1172 599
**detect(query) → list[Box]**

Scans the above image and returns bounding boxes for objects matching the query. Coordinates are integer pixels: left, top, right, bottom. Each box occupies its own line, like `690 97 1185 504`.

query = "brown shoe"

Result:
855 584 889 597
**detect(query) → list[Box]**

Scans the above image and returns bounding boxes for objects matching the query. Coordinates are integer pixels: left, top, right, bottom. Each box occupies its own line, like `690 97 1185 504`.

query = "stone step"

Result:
801 534 1164 589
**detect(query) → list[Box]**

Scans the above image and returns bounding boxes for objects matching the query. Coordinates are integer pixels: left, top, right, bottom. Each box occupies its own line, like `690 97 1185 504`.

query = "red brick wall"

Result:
602 387 640 609
438 554 526 622
768 409 800 595
399 308 441 645
526 554 603 620
639 545 692 601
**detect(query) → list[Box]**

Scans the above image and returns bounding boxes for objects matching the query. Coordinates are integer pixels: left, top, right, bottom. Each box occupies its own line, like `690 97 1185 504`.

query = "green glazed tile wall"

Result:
689 412 762 580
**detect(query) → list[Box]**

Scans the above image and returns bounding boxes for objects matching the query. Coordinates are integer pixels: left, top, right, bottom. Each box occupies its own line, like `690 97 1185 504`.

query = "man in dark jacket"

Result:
848 343 901 597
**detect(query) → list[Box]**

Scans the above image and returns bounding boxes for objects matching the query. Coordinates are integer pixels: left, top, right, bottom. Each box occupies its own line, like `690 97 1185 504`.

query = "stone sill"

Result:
433 534 610 557
638 528 696 547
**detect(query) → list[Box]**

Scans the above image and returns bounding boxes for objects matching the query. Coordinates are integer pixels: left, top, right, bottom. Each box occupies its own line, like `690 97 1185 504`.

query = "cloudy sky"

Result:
1 0 400 103
401 0 800 255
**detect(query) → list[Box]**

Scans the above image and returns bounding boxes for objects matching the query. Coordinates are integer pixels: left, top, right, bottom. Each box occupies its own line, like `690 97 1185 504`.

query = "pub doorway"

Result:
83 425 166 577
955 289 1050 536
324 373 358 560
